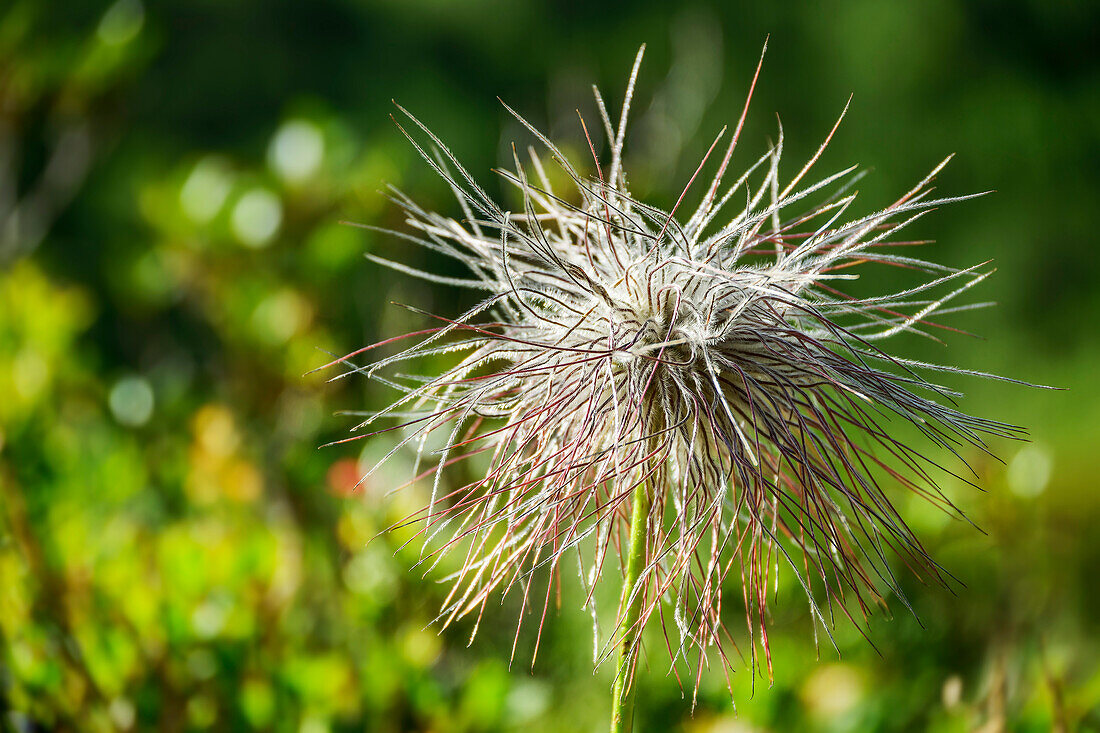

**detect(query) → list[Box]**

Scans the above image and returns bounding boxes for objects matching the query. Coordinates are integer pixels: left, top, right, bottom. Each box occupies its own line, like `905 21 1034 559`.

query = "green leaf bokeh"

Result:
1 1 1098 730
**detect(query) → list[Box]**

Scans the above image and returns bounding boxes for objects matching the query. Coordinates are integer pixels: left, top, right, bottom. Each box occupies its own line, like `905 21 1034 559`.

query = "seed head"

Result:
329 44 1029 697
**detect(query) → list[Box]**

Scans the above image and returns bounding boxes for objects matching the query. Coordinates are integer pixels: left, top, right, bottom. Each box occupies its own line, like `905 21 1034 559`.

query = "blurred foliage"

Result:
1 0 1098 731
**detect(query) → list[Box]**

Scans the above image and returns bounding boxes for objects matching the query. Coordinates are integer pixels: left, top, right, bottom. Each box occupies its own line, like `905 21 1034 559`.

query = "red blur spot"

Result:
327 458 362 497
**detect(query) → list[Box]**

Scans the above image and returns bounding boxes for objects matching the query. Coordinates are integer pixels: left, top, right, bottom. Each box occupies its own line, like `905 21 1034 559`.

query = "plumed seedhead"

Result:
329 44 1031 698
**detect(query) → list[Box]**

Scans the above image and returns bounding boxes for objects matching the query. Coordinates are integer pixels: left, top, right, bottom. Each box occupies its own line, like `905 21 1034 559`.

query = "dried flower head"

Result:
328 45 1028 699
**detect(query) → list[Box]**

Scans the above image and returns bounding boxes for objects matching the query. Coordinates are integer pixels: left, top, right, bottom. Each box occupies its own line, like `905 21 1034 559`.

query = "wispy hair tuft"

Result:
325 44 1039 699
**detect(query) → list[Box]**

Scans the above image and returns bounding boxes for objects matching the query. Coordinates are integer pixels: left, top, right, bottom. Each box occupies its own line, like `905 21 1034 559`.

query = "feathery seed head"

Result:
331 44 1029 697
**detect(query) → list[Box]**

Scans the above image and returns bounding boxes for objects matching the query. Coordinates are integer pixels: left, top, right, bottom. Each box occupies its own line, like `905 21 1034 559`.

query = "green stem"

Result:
609 478 651 733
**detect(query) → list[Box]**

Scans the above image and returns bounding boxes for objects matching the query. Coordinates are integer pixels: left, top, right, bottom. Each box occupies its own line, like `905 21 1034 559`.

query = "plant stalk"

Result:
609 477 651 733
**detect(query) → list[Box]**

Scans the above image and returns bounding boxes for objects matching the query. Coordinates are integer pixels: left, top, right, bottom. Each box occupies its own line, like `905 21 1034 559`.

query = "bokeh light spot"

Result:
401 627 441 668
108 698 136 730
1007 444 1052 498
180 157 233 224
342 549 395 597
268 120 324 183
326 458 360 497
193 404 240 458
191 597 230 639
941 675 963 709
251 289 308 345
800 663 864 720
231 189 283 248
109 376 155 427
13 349 48 400
506 680 551 724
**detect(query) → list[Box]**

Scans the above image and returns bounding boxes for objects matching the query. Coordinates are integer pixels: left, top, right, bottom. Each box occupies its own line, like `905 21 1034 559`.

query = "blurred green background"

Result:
1 1 1098 730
